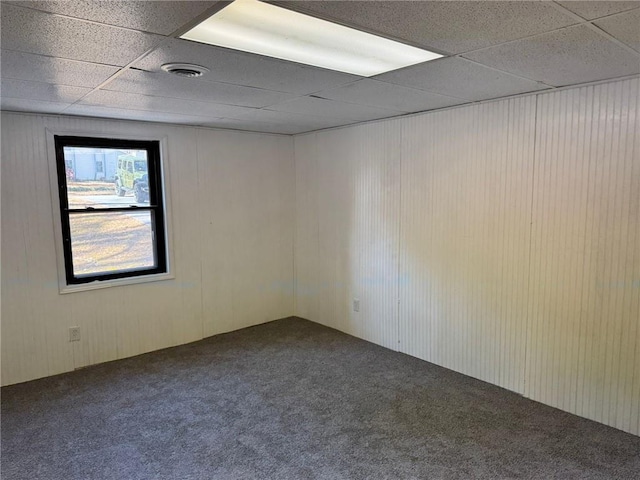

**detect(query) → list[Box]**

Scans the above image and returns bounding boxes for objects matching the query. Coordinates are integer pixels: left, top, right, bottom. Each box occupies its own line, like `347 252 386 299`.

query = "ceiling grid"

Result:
1 0 639 134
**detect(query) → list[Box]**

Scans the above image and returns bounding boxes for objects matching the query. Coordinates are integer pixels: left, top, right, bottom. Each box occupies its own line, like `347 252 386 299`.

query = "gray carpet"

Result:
2 317 639 480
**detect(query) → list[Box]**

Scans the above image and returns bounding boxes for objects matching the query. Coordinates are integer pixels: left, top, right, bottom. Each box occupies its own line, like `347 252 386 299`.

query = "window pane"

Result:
63 147 150 208
69 211 157 276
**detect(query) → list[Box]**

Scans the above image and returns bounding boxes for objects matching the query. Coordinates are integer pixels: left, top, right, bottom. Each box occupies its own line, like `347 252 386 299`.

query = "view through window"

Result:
55 136 167 284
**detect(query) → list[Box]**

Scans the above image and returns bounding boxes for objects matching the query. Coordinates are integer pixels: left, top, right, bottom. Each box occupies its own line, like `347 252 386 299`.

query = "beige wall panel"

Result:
1 113 75 382
295 121 401 349
294 134 321 322
197 129 295 337
526 80 640 435
399 96 536 393
294 78 639 435
1 113 295 386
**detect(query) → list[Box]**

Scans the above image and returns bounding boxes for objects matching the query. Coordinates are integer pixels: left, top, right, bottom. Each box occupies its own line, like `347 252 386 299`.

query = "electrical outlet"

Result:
69 326 80 342
353 298 360 313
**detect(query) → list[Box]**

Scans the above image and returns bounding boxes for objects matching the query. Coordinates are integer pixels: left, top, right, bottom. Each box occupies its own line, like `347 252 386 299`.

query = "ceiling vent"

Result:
160 63 209 78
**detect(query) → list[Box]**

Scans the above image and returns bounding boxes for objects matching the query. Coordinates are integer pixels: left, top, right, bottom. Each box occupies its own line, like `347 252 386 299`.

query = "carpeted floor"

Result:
2 317 639 480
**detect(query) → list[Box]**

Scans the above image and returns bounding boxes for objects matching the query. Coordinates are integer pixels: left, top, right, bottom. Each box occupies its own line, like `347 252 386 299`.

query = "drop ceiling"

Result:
1 0 639 135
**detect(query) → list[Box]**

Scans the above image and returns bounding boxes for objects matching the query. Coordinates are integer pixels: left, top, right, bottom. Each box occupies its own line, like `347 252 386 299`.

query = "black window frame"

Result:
54 136 167 285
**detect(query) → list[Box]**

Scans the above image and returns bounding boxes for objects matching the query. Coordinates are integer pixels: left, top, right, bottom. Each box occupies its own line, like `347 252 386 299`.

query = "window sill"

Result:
59 272 175 294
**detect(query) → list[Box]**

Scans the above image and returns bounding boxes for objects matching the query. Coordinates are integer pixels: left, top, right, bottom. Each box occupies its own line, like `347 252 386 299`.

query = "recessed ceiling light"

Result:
180 0 442 77
161 63 209 78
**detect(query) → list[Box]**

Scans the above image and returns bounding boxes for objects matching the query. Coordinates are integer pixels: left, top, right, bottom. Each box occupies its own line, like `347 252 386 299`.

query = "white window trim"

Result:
45 128 175 294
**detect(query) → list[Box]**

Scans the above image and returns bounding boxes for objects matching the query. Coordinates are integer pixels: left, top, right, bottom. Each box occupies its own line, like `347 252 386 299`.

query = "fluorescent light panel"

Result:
180 0 442 77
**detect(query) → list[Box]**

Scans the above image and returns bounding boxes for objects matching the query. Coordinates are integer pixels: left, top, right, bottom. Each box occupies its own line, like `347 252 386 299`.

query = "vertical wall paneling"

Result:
293 134 321 322
3 78 638 436
399 96 536 393
1 113 295 386
1 114 74 382
525 80 640 435
197 129 295 337
294 78 640 435
294 121 401 349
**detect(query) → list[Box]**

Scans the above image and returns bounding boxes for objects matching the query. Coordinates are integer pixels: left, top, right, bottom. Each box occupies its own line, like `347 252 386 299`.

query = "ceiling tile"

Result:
594 9 640 52
1 97 70 114
375 57 548 100
278 1 577 55
314 79 467 113
201 117 341 135
1 79 92 103
557 1 639 20
6 1 217 35
464 25 640 87
80 89 257 119
216 108 355 131
261 123 351 135
276 123 353 135
0 50 120 88
64 103 219 125
1 4 163 66
200 117 288 134
63 105 328 134
265 96 402 121
103 69 296 108
133 38 360 94
3 0 636 134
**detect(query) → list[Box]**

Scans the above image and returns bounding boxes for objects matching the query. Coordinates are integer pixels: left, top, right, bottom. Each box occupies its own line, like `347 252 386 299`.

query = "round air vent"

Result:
161 63 209 78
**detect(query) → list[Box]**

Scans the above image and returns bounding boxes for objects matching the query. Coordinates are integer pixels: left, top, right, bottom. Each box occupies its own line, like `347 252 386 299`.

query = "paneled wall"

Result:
526 80 639 434
399 96 537 393
294 77 640 435
2 78 638 436
1 112 294 386
295 122 401 349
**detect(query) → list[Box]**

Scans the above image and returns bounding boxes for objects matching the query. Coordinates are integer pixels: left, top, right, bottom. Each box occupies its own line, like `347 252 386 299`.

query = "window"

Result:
54 136 167 285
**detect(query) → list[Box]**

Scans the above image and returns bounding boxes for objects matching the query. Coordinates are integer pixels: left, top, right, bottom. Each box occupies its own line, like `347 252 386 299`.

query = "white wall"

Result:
1 112 294 386
294 77 640 436
2 78 638 437
294 121 402 350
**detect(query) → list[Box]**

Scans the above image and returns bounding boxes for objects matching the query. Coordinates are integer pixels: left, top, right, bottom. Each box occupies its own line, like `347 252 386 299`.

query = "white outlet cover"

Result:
69 326 81 342
353 299 360 312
